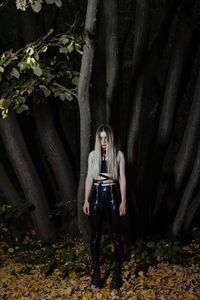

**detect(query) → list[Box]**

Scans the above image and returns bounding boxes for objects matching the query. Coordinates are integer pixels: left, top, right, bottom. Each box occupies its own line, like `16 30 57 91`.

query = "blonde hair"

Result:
91 124 118 179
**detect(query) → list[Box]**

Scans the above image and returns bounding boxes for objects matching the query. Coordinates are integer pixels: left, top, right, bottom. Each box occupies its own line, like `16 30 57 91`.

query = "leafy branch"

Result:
0 29 83 118
15 0 62 13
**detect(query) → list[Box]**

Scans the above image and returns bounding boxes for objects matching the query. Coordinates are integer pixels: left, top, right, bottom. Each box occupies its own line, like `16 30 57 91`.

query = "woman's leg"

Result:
108 185 124 267
90 186 103 287
107 185 124 289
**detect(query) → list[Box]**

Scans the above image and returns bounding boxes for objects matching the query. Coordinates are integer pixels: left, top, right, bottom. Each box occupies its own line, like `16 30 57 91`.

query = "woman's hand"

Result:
83 200 90 215
119 201 126 216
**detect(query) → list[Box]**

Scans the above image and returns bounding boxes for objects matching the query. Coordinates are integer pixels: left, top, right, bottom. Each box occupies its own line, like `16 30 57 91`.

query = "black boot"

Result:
91 267 101 288
109 266 123 290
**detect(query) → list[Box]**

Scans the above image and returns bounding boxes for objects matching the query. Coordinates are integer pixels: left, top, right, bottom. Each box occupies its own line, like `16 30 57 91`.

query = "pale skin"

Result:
82 131 127 216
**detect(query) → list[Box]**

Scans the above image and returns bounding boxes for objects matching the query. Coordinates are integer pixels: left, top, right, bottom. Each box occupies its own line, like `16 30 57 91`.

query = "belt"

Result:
94 182 116 187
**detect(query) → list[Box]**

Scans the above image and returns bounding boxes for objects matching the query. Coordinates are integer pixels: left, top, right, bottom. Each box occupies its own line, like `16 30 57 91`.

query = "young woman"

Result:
83 124 126 289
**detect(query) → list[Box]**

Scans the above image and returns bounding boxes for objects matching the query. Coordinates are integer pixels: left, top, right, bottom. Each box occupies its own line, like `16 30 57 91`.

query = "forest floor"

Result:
0 230 200 300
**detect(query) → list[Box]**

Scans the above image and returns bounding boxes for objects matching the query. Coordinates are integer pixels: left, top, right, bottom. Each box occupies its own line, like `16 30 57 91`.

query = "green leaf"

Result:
0 66 4 73
16 104 29 114
34 51 39 61
59 47 69 55
59 93 66 101
67 41 74 53
52 89 60 97
16 107 24 114
26 47 34 56
11 68 20 79
33 66 42 77
39 85 51 97
55 0 62 7
58 91 73 101
31 2 42 13
22 104 29 110
59 36 69 45
3 99 12 109
40 46 48 53
72 76 79 86
18 61 29 71
18 97 26 104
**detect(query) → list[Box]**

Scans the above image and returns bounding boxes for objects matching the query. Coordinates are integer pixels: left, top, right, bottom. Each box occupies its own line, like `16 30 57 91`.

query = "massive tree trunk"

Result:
136 0 184 186
156 24 191 148
0 111 55 242
0 162 23 208
153 28 195 216
77 0 100 236
143 11 192 222
34 102 77 217
103 0 119 125
126 0 149 234
18 7 38 44
58 101 80 180
127 0 149 169
91 0 106 132
172 141 200 237
174 64 200 194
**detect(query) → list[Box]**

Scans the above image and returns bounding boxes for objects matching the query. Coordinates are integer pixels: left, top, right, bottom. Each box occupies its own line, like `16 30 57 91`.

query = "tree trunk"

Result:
34 101 77 217
0 162 23 208
42 3 59 33
174 67 200 193
103 0 119 125
171 141 200 237
0 110 55 242
126 1 149 234
145 14 192 220
127 0 149 168
58 101 80 180
91 0 106 132
18 7 38 44
156 23 191 148
136 0 183 180
184 189 200 230
77 0 100 237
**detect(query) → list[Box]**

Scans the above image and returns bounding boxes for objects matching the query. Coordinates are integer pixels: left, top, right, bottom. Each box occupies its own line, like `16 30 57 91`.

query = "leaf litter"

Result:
0 232 200 300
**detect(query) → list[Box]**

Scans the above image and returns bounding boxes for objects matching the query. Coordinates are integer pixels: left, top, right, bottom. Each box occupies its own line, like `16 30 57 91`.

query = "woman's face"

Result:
100 131 108 151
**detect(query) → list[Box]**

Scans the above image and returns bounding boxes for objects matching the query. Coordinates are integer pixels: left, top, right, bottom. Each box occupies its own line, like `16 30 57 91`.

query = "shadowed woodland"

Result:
0 0 200 298
0 0 199 241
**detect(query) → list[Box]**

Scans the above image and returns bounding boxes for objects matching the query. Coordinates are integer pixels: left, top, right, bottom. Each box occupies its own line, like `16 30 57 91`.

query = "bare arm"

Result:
118 151 126 215
83 151 94 215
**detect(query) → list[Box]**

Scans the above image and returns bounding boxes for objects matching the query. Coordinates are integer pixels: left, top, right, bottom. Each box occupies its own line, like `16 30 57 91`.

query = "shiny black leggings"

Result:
90 183 124 269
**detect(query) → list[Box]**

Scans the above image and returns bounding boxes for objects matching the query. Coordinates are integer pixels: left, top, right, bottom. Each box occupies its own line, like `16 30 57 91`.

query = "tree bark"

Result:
77 0 100 237
0 161 23 208
171 141 200 237
127 0 149 169
174 67 200 193
91 0 106 131
0 110 55 242
136 0 184 177
146 14 192 219
103 0 119 124
58 101 80 180
184 189 200 230
34 101 77 216
18 7 38 44
156 22 192 148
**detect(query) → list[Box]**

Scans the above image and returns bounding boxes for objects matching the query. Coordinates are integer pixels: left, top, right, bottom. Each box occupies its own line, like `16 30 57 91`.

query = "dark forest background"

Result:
0 0 200 244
